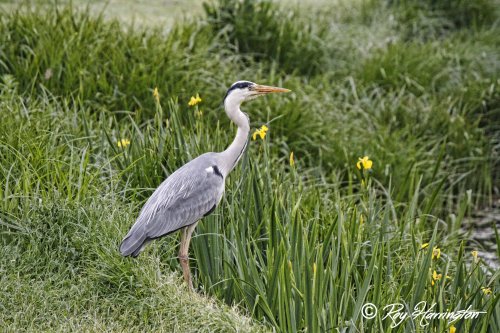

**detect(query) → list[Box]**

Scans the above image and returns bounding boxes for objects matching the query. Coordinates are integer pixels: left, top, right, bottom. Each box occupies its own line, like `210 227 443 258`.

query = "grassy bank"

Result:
0 0 499 332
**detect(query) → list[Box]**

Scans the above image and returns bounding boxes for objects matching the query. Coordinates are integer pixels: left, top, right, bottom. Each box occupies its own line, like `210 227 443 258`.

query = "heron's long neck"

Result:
218 101 250 177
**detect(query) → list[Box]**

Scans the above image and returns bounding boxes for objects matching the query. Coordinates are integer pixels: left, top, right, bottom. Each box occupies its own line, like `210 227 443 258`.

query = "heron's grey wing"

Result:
144 162 224 238
120 154 224 256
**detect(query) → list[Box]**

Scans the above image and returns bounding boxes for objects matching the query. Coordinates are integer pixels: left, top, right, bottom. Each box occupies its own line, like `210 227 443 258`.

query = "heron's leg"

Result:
178 222 198 291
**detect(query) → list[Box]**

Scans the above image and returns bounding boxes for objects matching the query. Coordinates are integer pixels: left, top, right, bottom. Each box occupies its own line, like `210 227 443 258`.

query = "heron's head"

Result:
224 81 290 107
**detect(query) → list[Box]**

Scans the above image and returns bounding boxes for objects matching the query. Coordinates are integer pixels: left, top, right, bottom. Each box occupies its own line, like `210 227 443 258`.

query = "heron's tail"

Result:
119 231 148 258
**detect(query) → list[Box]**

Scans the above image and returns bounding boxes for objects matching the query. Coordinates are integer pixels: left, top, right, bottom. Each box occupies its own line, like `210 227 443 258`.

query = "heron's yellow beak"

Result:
253 84 291 94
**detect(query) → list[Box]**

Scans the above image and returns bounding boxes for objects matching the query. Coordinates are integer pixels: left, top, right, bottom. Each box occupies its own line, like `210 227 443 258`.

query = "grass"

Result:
1 0 499 332
0 0 204 28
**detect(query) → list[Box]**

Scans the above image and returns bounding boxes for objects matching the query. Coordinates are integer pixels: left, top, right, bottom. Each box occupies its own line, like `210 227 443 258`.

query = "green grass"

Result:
1 0 499 332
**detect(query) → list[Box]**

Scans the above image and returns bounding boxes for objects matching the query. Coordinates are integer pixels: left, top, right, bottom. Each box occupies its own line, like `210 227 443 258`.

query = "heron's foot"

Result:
179 254 194 292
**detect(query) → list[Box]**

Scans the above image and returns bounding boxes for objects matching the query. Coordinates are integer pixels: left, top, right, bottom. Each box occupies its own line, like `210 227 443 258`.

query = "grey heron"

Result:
119 81 290 290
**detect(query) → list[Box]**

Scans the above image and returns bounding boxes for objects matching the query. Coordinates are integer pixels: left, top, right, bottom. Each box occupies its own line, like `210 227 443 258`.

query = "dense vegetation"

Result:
0 0 498 331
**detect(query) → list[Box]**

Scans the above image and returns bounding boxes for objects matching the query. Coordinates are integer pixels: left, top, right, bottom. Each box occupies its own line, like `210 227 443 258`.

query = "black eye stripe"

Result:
228 81 253 92
233 82 252 89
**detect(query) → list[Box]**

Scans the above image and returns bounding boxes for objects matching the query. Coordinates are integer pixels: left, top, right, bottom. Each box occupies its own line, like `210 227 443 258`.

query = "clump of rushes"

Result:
203 0 327 75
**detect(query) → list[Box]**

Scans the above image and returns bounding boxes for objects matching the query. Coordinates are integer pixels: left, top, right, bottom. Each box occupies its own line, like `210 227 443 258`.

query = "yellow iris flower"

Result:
290 151 295 167
252 125 269 140
421 243 429 250
153 87 160 102
449 325 456 333
356 156 373 170
432 247 441 260
117 138 131 148
431 270 442 286
188 93 202 106
482 287 492 295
